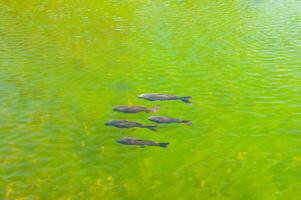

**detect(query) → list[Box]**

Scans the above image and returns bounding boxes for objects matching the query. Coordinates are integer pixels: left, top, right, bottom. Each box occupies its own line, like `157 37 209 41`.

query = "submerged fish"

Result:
113 105 159 113
148 116 192 125
138 93 192 103
105 120 157 131
117 137 169 148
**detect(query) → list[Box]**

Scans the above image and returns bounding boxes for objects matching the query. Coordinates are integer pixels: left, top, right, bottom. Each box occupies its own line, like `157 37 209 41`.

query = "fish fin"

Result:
182 120 192 125
180 96 192 103
158 142 169 148
147 106 160 113
144 125 157 132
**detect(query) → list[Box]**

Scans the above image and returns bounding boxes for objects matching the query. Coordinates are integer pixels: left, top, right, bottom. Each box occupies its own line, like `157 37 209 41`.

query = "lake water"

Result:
1 1 301 199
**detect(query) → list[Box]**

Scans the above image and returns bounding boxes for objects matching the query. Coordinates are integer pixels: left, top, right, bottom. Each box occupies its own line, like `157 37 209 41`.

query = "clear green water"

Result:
1 0 301 199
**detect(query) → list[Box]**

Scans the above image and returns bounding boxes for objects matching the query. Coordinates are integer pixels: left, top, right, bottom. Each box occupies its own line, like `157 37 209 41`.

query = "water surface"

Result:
0 0 301 199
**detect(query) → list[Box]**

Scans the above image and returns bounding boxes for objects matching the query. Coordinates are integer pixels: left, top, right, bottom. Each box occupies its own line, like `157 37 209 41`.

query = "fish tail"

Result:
146 106 160 113
180 96 192 103
144 125 157 132
158 142 169 148
182 120 192 125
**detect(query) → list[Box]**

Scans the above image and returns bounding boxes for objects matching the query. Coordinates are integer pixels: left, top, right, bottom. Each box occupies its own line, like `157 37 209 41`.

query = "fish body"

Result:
105 120 157 131
117 137 169 148
148 116 191 125
113 105 159 113
138 93 191 103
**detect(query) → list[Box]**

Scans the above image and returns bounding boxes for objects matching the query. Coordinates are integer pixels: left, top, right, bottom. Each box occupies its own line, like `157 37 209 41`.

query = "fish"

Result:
148 116 192 125
105 120 157 131
117 137 169 148
138 93 192 103
113 105 159 113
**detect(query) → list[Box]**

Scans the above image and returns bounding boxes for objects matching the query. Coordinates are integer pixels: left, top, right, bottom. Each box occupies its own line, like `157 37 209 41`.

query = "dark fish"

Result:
138 93 192 103
148 116 192 125
113 105 159 113
105 120 157 131
117 137 169 148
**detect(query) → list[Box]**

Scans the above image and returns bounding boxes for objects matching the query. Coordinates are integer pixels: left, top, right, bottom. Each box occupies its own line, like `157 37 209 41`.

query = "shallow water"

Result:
0 0 301 199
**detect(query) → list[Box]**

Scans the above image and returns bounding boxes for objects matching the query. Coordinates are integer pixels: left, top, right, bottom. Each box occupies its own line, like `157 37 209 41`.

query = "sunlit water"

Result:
1 1 301 199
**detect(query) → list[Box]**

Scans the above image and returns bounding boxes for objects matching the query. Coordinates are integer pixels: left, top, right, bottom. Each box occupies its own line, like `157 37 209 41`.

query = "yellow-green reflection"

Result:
0 0 301 199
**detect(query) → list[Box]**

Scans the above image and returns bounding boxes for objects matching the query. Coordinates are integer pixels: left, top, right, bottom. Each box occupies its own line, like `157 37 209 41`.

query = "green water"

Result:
1 0 301 199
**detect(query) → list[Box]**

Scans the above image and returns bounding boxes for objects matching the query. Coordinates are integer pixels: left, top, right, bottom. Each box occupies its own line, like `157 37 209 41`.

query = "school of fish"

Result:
105 93 192 148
